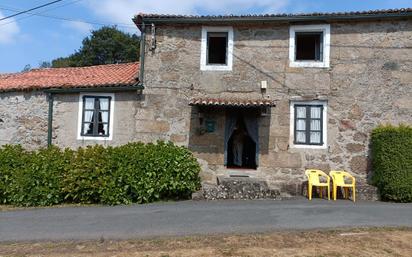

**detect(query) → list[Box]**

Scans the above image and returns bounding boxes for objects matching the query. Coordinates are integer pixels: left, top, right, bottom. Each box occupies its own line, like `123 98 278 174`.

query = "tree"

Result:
52 26 140 68
39 61 51 68
21 64 31 72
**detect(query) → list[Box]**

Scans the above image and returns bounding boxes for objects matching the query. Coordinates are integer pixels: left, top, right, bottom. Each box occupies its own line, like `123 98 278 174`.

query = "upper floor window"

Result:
289 24 330 68
201 26 233 71
77 93 114 141
289 100 327 149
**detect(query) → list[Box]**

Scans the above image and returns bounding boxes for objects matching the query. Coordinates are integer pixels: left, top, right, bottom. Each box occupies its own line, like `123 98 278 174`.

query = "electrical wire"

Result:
0 0 64 21
0 1 138 29
0 0 85 26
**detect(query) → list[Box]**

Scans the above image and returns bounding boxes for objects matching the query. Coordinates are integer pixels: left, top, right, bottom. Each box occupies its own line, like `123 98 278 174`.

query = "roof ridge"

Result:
29 61 139 72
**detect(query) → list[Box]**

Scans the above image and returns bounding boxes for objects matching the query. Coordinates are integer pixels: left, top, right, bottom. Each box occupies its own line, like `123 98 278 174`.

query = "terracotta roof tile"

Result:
0 62 139 92
189 97 276 107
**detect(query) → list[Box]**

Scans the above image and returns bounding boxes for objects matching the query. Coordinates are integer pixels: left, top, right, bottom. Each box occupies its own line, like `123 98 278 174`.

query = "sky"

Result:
0 0 411 73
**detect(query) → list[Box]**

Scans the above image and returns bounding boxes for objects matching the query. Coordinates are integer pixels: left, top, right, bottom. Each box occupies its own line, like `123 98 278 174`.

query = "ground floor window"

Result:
225 111 259 169
290 100 327 149
77 93 114 140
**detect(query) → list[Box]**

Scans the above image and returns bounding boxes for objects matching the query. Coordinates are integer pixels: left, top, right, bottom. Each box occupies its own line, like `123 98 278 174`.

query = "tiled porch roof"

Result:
189 98 276 107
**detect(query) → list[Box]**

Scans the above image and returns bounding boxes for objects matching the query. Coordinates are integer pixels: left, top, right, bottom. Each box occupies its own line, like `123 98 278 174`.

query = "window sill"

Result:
289 61 329 68
77 136 112 141
201 65 232 71
289 144 327 150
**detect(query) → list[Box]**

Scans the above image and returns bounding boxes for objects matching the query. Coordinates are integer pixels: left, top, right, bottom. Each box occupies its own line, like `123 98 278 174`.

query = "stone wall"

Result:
143 19 412 198
0 91 48 149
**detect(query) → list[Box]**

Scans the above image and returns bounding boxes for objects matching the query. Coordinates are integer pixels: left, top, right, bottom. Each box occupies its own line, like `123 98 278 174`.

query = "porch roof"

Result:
189 97 276 107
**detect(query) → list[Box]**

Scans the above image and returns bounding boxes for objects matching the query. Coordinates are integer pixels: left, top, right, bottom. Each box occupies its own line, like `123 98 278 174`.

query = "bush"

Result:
0 145 27 204
371 124 412 202
0 141 201 206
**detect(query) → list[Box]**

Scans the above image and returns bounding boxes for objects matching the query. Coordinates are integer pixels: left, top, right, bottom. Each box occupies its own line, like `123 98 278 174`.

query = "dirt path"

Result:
1 228 411 257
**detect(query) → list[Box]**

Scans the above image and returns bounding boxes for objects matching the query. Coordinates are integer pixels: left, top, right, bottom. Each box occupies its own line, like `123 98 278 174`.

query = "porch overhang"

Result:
189 98 276 108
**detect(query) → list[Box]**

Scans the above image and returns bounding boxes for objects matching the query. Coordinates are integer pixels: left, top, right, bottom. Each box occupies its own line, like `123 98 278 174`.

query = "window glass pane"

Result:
310 106 321 119
99 98 109 110
296 106 306 118
296 119 306 130
295 32 322 61
207 32 228 64
84 111 94 123
100 111 109 123
84 97 95 109
98 123 108 136
310 119 321 131
296 132 306 143
310 132 321 144
83 123 93 135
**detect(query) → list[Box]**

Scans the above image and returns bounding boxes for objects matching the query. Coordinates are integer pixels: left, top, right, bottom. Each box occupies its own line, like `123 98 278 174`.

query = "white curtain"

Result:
296 107 307 143
310 107 322 144
311 106 321 119
296 132 306 143
83 98 95 134
310 120 321 131
310 132 321 144
296 107 306 118
297 119 306 130
85 98 94 109
101 112 109 123
99 98 109 110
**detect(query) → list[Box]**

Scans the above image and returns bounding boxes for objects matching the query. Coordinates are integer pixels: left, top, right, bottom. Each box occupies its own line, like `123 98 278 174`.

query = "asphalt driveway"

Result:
0 199 411 242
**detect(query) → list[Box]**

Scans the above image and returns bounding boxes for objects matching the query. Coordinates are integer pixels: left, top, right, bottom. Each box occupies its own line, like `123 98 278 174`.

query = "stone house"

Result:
1 9 411 199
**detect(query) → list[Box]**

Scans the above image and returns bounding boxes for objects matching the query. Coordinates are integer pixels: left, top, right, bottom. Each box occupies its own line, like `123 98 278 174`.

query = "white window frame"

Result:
289 24 330 68
289 100 327 149
77 92 115 141
200 26 234 71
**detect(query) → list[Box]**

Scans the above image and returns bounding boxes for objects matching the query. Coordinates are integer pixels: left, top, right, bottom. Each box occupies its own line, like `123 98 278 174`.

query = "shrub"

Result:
0 141 201 206
0 145 27 204
0 146 74 206
371 124 412 202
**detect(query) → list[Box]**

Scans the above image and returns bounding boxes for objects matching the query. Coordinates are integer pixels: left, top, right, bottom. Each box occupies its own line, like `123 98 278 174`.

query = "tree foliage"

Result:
51 26 140 68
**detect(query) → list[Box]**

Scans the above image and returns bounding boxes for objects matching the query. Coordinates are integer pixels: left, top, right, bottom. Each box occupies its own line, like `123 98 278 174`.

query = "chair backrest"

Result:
329 170 354 185
305 169 327 184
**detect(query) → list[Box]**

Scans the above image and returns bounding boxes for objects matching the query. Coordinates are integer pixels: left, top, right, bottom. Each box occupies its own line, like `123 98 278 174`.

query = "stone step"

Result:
194 176 280 200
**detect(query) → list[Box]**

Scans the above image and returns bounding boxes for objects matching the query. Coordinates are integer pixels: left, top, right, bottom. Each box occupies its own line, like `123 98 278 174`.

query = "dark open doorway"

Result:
225 111 259 169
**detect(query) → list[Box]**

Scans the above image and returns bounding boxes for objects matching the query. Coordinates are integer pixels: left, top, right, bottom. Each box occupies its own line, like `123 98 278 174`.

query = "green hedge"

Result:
371 125 412 202
0 142 201 206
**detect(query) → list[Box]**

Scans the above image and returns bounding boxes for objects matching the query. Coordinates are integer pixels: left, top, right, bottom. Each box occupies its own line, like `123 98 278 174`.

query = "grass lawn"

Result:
0 227 411 257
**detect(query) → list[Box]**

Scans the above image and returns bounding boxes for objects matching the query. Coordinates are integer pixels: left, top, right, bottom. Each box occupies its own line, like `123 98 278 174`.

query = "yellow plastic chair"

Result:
305 169 330 200
329 170 356 202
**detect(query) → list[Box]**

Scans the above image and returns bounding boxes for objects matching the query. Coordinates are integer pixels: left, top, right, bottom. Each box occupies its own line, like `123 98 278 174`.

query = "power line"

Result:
0 0 84 26
0 6 136 29
0 1 139 30
0 0 64 21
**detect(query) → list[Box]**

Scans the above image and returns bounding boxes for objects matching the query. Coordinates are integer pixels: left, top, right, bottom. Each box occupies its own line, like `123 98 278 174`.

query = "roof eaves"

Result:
43 83 144 93
135 9 412 26
0 83 143 94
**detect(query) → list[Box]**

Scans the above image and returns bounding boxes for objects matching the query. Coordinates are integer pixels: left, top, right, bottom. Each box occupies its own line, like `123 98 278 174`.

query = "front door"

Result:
224 110 259 169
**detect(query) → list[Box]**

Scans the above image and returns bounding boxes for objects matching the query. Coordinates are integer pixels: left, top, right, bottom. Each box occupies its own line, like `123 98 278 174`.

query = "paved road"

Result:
0 199 411 242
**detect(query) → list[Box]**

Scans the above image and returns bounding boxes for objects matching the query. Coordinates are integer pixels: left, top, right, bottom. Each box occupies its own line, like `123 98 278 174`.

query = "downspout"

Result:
47 92 54 147
138 22 146 85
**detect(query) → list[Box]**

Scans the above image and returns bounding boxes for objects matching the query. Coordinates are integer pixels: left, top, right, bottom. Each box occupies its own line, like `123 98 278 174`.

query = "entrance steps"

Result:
193 176 280 200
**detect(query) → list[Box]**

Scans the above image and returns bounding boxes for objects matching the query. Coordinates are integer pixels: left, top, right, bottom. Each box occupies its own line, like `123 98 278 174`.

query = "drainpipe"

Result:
47 92 54 147
138 22 146 85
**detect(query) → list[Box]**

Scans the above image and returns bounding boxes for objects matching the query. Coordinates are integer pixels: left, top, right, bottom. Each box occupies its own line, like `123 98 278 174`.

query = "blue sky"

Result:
0 0 411 73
